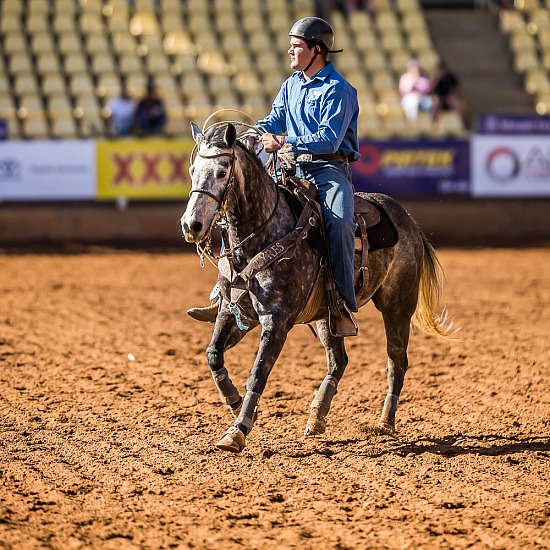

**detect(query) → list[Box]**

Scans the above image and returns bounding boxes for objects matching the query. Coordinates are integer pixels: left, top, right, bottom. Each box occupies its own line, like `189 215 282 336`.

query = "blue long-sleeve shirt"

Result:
257 61 361 162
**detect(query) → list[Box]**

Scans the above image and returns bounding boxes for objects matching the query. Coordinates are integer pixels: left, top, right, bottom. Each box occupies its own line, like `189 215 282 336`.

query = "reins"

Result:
190 139 281 268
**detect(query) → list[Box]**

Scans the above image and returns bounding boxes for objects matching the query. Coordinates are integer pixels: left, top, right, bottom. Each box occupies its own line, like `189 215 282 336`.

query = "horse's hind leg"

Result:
304 319 349 436
374 293 416 433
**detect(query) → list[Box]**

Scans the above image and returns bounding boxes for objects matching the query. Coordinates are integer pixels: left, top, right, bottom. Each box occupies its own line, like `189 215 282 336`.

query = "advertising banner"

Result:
352 139 470 195
0 140 95 201
472 135 550 197
477 114 550 135
97 138 194 200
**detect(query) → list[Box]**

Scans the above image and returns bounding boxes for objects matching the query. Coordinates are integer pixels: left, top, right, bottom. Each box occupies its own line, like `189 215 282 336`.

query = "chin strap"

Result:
303 49 319 73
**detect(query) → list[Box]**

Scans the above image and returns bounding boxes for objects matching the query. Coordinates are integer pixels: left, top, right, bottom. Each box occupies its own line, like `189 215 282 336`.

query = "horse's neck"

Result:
226 155 292 263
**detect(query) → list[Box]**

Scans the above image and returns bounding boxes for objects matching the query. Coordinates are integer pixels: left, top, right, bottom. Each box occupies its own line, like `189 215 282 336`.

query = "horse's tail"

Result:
412 233 459 340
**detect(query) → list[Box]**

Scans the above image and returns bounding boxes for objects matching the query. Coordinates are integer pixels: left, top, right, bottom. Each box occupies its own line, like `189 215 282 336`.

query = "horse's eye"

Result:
216 170 227 179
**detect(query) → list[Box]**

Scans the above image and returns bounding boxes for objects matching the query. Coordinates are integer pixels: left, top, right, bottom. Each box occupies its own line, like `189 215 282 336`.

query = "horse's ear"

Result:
224 123 237 148
190 122 205 145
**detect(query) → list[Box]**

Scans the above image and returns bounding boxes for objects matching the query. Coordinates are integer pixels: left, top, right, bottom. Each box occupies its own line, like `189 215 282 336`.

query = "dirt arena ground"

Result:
0 246 548 549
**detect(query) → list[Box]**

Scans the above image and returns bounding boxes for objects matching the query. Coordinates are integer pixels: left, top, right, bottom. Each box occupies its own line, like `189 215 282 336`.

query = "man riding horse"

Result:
188 17 361 337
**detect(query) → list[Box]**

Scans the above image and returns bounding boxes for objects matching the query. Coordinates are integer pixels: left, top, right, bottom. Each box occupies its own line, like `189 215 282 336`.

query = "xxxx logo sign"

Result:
97 139 194 200
111 152 189 185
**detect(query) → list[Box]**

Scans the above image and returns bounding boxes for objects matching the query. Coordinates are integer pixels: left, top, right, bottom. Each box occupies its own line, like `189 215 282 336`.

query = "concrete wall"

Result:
0 198 549 248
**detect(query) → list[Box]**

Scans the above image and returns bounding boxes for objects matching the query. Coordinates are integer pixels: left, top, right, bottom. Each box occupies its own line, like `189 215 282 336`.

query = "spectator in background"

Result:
134 81 167 136
106 86 136 136
398 59 433 123
431 60 464 123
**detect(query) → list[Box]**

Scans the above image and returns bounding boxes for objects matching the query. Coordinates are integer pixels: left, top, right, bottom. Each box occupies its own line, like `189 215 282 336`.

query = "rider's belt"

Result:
296 153 349 163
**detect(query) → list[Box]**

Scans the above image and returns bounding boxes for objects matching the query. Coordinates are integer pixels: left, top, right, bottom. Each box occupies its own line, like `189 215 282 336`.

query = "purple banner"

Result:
352 139 470 195
477 114 550 135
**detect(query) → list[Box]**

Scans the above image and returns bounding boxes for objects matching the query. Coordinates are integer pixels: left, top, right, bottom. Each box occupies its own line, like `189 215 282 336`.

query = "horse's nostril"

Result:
191 221 203 234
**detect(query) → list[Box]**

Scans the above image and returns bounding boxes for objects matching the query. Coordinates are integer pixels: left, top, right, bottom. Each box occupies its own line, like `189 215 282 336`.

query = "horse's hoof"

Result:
304 416 326 436
377 421 395 434
215 426 246 453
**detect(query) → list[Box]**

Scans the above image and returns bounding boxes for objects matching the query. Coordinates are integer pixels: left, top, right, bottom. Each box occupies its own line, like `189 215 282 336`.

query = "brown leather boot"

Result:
186 303 219 323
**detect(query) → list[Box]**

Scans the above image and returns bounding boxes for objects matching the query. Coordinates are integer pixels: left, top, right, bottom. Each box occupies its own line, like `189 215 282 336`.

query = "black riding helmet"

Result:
288 17 342 53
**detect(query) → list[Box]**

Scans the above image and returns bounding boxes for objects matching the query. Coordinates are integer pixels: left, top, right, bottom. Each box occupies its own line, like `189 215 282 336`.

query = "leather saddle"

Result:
283 176 381 290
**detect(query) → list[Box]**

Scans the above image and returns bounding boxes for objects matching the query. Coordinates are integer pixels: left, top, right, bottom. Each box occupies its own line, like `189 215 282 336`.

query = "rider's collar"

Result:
298 61 334 83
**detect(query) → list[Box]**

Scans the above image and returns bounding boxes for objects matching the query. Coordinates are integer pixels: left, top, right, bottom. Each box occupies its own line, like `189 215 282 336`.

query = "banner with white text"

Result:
471 135 550 197
0 140 95 201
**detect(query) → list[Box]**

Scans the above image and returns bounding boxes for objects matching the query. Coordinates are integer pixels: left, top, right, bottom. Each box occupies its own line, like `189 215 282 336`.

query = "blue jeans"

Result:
296 161 357 312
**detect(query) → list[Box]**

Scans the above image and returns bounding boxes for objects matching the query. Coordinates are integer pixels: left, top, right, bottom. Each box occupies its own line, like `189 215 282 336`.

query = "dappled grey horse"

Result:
180 122 454 453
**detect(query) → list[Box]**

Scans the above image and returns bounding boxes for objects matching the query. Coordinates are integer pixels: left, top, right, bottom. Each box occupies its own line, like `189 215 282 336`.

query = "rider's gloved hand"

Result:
277 143 296 175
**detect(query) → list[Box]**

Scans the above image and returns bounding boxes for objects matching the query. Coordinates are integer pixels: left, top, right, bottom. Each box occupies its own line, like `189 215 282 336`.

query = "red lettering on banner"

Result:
168 153 188 183
142 154 162 183
353 144 381 177
112 154 135 185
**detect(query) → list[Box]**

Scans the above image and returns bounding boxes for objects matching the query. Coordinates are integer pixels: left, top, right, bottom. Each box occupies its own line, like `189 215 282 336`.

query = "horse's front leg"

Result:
206 305 252 417
304 319 349 436
215 314 292 453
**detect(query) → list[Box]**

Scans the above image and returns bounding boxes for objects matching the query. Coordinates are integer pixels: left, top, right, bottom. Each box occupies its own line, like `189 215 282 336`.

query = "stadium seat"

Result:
499 9 525 34
365 50 388 72
432 111 466 137
1 0 23 14
58 33 83 55
69 73 95 97
91 53 117 75
160 11 184 32
79 13 106 34
28 0 50 13
514 49 539 72
96 73 122 100
9 52 33 74
524 68 550 94
85 34 111 54
119 53 143 75
37 52 62 75
354 30 379 53
4 33 28 54
106 12 131 34
0 94 17 120
14 73 39 96
0 12 22 33
197 51 232 75
26 12 49 33
22 114 49 140
52 116 78 140
163 31 197 55
510 30 537 53
42 74 67 96
112 32 138 54
381 30 406 53
145 51 171 74
171 53 199 75
349 11 372 34
64 52 89 75
49 93 73 118
126 72 148 96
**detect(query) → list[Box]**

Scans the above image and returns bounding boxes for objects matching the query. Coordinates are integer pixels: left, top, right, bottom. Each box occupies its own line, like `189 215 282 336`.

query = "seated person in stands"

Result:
431 60 464 123
398 59 433 123
106 86 136 137
134 81 167 136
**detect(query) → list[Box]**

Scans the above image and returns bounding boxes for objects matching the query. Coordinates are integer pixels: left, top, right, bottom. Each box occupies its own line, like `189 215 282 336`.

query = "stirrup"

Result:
329 304 358 337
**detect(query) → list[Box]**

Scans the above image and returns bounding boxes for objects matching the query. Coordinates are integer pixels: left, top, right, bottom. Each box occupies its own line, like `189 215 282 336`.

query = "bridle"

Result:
189 148 237 206
188 141 280 266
